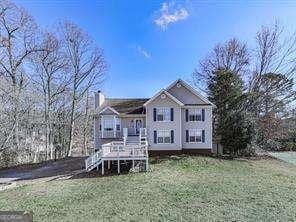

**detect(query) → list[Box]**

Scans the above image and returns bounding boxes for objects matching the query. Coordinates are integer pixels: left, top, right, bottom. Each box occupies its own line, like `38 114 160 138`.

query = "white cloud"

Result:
154 1 189 30
136 46 151 59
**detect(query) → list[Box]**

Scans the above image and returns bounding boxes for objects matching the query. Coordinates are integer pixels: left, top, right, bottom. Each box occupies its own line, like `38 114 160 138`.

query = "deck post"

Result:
102 160 104 175
146 158 149 171
145 141 149 171
117 145 120 174
132 146 135 172
108 160 110 169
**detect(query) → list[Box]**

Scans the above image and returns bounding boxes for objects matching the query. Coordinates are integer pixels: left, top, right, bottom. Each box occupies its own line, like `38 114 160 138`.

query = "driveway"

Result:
0 157 85 191
269 151 296 165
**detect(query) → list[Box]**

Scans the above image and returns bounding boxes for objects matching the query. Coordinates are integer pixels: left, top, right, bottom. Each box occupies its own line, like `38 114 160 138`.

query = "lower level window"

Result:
189 129 202 143
157 130 171 143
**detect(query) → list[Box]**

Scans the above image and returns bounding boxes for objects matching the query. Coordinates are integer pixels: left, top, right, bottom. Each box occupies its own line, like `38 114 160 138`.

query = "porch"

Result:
86 128 148 175
99 115 146 138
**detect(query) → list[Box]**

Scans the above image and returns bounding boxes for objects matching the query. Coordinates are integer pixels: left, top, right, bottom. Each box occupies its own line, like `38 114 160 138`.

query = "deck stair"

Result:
126 136 140 145
85 150 103 172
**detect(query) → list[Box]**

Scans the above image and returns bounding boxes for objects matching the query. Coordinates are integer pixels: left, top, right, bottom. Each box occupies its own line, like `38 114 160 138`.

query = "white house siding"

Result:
146 95 182 150
94 117 100 150
167 83 207 105
181 106 213 150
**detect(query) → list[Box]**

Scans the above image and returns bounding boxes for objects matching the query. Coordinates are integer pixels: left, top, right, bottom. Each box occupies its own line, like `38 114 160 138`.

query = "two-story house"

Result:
93 79 214 155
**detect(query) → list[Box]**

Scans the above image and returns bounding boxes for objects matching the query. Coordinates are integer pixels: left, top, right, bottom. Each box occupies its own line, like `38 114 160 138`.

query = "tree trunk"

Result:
67 95 76 157
82 91 90 155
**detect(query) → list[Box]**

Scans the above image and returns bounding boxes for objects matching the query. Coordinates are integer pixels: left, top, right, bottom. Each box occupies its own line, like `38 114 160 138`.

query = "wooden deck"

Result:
85 140 148 174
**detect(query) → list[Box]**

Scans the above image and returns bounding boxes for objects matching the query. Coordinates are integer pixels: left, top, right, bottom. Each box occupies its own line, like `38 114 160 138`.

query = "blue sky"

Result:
16 0 296 98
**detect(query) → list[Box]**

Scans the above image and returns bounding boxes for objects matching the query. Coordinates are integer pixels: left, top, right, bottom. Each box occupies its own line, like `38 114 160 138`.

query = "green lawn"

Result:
1 156 296 221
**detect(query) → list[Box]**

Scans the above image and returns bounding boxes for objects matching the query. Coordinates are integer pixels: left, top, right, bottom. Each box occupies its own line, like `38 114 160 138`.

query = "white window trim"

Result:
188 129 203 144
157 130 171 144
188 108 202 122
156 107 171 122
101 115 121 132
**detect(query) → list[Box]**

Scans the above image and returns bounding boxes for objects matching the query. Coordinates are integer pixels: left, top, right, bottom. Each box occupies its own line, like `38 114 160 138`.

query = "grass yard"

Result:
1 156 296 221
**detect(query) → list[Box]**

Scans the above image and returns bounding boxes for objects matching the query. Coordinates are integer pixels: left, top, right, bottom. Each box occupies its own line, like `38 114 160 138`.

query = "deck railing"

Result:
99 130 121 138
139 128 147 137
86 139 149 173
85 149 103 171
101 140 148 158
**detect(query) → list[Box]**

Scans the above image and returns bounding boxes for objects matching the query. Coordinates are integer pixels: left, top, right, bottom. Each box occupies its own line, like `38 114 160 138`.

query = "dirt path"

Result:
0 157 86 191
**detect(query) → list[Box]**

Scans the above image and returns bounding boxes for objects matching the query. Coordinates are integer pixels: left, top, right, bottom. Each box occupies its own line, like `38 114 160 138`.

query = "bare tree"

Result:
249 22 296 116
30 31 69 160
59 21 107 156
193 38 250 92
0 1 39 150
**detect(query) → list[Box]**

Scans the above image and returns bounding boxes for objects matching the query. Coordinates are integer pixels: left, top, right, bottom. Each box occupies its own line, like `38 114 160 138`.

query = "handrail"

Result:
101 139 148 158
85 149 103 170
86 139 148 171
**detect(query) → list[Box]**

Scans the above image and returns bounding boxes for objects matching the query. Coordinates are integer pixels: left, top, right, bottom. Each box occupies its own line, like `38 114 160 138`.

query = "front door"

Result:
134 119 142 135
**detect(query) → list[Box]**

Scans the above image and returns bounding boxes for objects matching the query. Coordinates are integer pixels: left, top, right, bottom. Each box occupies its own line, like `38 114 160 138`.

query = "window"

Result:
103 117 114 131
157 108 170 121
189 109 202 122
189 129 202 143
157 130 171 144
101 116 121 131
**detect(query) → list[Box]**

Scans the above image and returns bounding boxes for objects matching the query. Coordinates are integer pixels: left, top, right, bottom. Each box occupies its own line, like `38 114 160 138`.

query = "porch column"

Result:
113 116 116 138
101 115 104 138
102 160 104 175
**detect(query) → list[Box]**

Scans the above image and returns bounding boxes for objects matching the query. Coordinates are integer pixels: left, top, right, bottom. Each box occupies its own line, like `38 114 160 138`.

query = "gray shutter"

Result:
186 130 189 142
202 109 205 121
202 130 205 143
154 130 157 144
170 108 174 121
171 130 174 143
185 109 189 122
153 108 157 121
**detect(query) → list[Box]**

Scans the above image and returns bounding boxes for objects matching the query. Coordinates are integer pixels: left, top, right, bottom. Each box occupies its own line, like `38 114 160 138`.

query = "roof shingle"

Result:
100 98 149 114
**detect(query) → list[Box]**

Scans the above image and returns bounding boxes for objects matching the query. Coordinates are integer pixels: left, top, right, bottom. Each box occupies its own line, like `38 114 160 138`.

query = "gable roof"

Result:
166 79 215 107
97 98 149 115
143 89 184 106
98 106 120 115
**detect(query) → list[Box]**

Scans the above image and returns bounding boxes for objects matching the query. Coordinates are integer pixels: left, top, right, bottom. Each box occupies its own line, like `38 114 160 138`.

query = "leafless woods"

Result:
0 1 107 167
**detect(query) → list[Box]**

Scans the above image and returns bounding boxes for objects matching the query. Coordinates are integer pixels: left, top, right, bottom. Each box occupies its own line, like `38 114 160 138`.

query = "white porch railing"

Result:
99 130 121 138
85 149 103 171
85 139 148 173
101 140 148 158
139 128 147 137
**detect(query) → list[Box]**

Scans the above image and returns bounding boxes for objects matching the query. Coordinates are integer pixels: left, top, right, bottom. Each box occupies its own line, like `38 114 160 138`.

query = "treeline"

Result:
194 23 296 156
0 1 107 167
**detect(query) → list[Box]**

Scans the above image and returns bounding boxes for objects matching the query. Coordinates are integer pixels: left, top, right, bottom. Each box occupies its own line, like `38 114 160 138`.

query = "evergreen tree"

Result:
209 69 253 156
